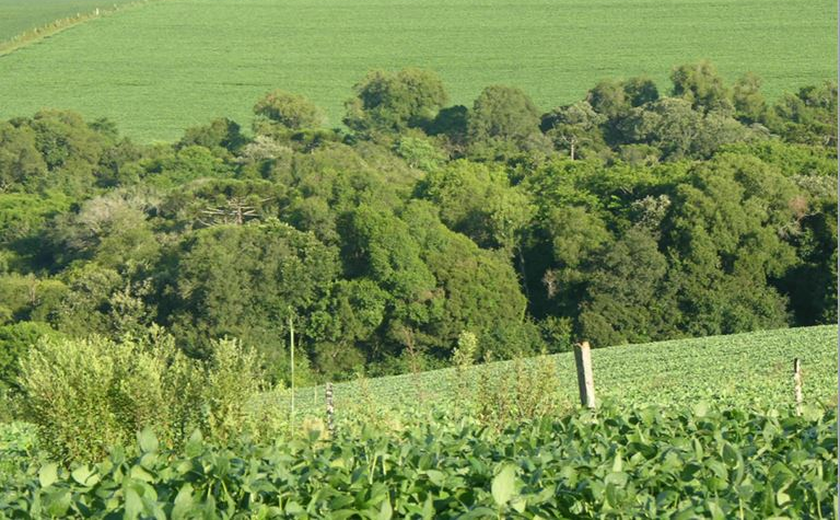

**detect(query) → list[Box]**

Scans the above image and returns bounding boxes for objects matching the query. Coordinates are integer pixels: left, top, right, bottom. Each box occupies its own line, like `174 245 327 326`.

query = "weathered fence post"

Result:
793 358 803 416
574 341 596 409
325 382 335 437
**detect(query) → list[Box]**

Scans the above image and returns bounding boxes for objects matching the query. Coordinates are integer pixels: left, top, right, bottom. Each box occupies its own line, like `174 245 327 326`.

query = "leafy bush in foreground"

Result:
18 330 272 463
0 404 835 518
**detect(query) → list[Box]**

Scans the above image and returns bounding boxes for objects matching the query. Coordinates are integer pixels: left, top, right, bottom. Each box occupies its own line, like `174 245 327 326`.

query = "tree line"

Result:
0 60 836 390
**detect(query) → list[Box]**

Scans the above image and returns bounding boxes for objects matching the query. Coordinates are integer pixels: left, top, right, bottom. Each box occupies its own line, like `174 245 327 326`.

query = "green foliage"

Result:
0 321 58 393
732 72 769 124
308 280 388 380
165 221 338 381
0 274 67 325
18 331 269 462
0 67 836 382
0 421 39 481
419 159 531 252
620 97 756 160
178 118 247 155
579 227 676 347
253 90 326 134
0 122 47 192
344 68 448 137
670 60 733 113
664 154 799 336
297 325 837 418
0 0 835 141
541 101 608 160
474 355 563 431
467 85 542 150
451 330 478 369
402 201 529 357
48 189 160 268
720 140 837 177
393 135 447 172
0 403 835 518
771 81 838 147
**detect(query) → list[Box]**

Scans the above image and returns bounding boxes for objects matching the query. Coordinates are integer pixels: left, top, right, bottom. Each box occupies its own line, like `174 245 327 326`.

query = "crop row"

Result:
1 403 836 519
270 326 838 421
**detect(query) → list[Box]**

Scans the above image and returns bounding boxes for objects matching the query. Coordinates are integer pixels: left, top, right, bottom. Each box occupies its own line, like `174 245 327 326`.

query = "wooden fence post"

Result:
793 358 803 416
325 382 335 437
574 341 596 409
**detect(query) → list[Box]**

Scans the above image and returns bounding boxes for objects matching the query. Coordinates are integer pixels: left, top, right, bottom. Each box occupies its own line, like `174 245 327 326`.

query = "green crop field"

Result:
278 325 839 419
3 326 838 517
0 0 836 142
0 0 137 41
2 406 836 517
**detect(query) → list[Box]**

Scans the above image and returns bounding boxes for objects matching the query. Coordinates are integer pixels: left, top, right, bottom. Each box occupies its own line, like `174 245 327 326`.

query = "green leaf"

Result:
137 427 159 454
461 507 499 519
776 488 791 506
71 464 99 487
612 450 623 473
39 462 58 488
491 463 516 506
707 499 725 520
377 496 393 520
185 429 204 457
722 442 739 467
43 488 71 517
421 495 435 520
171 483 194 520
125 487 143 519
130 465 156 483
425 470 445 487
692 401 710 417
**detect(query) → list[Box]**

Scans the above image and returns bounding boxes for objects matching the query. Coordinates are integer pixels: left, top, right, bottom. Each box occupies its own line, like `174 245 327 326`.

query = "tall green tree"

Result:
579 227 676 347
670 60 733 114
466 85 545 158
253 90 326 135
164 221 339 381
344 68 448 137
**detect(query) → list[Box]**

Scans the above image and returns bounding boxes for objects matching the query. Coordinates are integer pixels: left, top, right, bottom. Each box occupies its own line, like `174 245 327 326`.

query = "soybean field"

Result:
0 0 836 141
0 0 137 41
278 325 839 420
1 405 836 518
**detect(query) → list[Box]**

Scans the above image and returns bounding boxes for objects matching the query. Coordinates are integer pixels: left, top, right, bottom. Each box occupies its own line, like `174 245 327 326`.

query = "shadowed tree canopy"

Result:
467 85 541 145
253 90 326 135
670 60 733 114
163 221 339 378
0 64 836 386
344 68 448 137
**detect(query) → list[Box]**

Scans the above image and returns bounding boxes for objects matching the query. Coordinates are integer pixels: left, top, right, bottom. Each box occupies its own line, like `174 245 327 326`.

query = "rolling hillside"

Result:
0 0 836 141
0 0 137 41
277 325 839 418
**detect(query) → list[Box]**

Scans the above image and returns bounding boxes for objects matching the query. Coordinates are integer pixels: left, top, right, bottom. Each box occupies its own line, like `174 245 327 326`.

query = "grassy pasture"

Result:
0 0 137 41
280 325 839 418
0 0 836 142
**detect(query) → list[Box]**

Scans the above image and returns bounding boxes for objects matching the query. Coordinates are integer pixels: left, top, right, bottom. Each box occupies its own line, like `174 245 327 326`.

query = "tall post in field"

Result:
574 341 596 409
289 314 295 429
793 358 803 416
325 382 335 437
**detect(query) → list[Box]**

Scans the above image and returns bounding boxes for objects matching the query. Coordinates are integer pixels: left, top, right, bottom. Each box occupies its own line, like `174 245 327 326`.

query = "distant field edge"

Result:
306 324 840 392
0 0 163 57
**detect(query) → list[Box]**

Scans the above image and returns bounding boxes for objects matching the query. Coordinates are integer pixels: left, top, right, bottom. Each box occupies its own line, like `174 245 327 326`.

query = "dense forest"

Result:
0 60 836 390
